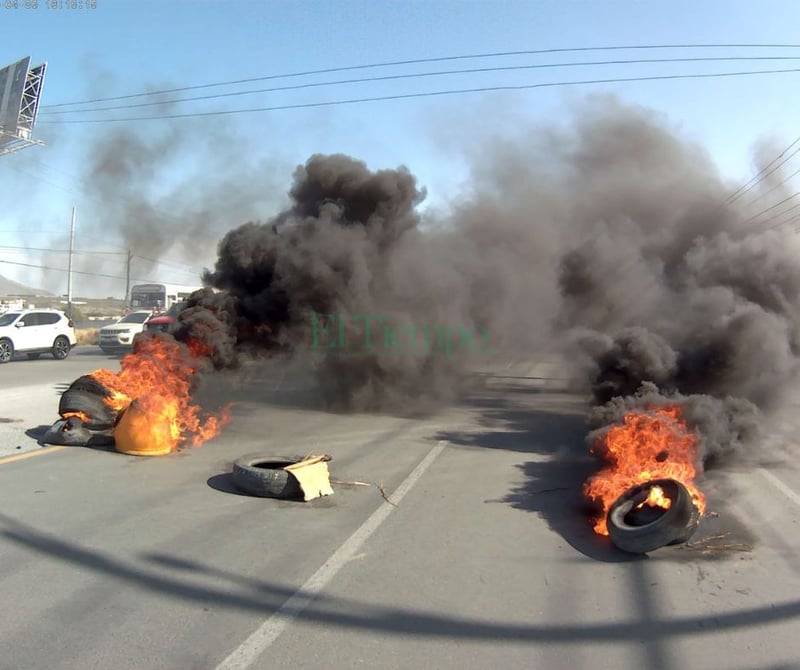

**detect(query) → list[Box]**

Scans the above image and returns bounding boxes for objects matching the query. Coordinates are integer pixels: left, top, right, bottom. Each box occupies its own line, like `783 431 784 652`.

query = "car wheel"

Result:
52 336 71 360
606 478 700 554
26 353 41 360
231 455 304 499
0 339 13 363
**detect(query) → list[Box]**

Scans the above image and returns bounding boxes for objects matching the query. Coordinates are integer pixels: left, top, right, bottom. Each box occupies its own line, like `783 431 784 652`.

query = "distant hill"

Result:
0 274 52 297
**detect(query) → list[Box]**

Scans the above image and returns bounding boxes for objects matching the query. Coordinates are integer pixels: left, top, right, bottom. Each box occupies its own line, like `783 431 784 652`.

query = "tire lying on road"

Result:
39 375 121 446
39 415 115 447
59 389 119 430
231 456 304 499
607 478 700 554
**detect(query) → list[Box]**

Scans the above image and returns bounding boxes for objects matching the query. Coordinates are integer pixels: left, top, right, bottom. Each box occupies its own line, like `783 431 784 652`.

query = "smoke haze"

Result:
161 94 799 468
15 115 293 296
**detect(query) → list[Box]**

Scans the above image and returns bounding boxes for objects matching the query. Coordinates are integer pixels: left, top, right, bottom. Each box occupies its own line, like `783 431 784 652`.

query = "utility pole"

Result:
66 206 76 319
125 249 132 307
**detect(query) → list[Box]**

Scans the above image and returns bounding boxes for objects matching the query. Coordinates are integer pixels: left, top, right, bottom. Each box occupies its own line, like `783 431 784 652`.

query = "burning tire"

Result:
59 388 119 430
231 456 304 499
607 478 700 554
39 415 115 447
40 375 123 447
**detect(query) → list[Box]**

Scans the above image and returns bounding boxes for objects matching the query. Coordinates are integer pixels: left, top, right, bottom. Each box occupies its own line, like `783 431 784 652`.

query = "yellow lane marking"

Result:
0 446 67 465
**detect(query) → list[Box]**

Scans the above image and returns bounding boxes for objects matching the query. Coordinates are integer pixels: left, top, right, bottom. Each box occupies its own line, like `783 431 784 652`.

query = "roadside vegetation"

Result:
76 328 99 345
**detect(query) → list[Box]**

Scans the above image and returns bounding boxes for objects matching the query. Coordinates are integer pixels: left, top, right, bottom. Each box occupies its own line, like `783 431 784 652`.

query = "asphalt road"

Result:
0 344 126 457
1 349 800 669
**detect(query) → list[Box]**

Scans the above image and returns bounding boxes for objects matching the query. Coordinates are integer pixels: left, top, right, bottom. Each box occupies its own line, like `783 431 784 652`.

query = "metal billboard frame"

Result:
0 56 30 137
0 58 48 156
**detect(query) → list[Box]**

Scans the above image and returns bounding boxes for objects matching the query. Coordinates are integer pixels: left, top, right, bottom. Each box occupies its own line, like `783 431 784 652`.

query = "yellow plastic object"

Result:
113 397 175 456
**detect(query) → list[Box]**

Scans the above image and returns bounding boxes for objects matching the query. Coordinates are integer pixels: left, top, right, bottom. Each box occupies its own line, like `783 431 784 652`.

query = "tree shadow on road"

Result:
438 377 755 563
0 509 798 664
437 385 638 562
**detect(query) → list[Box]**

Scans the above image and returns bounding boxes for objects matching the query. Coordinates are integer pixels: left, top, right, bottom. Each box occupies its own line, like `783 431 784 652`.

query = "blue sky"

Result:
2 0 800 298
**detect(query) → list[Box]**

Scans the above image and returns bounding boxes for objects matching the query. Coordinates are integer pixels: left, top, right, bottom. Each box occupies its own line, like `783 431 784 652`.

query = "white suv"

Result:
0 308 78 363
98 310 153 354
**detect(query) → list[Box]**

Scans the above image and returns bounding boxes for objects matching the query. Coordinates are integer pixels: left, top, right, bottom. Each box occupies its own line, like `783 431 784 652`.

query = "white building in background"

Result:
0 299 27 312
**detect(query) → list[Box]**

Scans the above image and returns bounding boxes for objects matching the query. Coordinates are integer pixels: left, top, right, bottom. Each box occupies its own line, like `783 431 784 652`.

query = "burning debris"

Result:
40 374 119 447
581 402 707 552
43 333 231 455
37 96 800 544
583 404 705 537
551 104 800 550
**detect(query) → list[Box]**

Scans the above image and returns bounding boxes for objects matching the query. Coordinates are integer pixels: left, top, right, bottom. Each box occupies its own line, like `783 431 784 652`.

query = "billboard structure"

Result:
0 57 48 156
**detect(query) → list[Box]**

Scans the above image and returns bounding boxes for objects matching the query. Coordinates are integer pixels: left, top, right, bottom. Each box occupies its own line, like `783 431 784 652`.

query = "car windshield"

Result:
0 312 21 327
118 312 151 324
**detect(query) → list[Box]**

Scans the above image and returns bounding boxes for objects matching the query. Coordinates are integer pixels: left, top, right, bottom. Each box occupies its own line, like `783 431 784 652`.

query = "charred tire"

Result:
66 375 113 398
52 336 71 360
607 478 700 554
58 389 119 429
40 416 115 447
0 339 13 363
231 456 304 499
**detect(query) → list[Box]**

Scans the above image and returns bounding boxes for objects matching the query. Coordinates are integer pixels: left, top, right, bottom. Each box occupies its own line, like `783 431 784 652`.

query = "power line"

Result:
741 189 800 225
738 166 800 210
755 199 800 230
39 55 800 117
5 159 193 232
0 258 128 280
762 210 800 232
0 247 207 280
39 67 800 125
41 42 800 109
562 129 800 310
0 245 127 255
132 254 204 275
725 137 800 204
0 229 65 235
3 161 213 270
2 163 215 281
0 258 192 286
788 214 800 231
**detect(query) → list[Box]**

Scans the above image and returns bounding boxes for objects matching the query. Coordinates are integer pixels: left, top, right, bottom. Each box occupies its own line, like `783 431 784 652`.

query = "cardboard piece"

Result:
284 455 334 501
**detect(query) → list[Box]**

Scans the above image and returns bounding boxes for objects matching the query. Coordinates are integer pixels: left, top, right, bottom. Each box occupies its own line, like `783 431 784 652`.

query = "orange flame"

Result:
62 410 91 423
583 406 706 536
88 334 231 454
635 484 672 511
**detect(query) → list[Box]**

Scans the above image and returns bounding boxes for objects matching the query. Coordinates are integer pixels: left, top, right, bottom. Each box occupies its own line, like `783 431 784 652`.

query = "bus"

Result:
128 283 204 312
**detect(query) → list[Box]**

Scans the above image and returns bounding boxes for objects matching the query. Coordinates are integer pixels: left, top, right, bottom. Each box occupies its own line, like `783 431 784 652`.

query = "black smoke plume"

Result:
176 153 491 412
170 95 798 469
